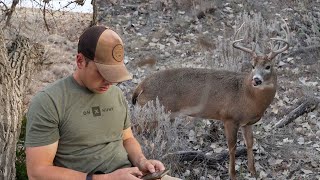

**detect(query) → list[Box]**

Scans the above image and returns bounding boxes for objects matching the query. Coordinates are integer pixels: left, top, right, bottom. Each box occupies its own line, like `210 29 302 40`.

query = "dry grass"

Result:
130 99 190 177
130 99 227 179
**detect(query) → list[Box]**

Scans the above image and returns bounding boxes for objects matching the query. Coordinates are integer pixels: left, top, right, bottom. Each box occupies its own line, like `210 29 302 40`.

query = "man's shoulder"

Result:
44 76 71 92
108 85 125 97
32 76 72 101
109 85 121 92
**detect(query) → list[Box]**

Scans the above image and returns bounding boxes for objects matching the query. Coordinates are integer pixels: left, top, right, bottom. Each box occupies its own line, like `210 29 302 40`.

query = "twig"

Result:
274 96 320 128
4 0 19 28
42 2 50 32
0 1 9 8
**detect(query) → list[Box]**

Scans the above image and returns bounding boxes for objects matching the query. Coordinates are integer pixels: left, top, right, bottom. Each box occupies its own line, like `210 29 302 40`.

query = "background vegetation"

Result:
1 0 319 179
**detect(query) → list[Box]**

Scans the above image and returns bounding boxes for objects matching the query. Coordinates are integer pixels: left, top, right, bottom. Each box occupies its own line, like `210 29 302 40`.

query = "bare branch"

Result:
4 0 19 28
163 147 249 166
0 1 9 9
42 2 50 32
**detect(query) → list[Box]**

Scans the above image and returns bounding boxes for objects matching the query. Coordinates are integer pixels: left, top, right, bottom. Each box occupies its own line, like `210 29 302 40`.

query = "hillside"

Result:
2 0 320 179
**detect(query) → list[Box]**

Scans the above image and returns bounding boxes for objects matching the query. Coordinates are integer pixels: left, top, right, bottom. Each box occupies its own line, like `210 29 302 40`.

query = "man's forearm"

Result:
123 137 147 167
27 165 87 180
28 165 113 180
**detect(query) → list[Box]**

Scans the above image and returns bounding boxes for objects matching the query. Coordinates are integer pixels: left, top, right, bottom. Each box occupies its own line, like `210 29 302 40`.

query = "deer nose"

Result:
253 77 262 86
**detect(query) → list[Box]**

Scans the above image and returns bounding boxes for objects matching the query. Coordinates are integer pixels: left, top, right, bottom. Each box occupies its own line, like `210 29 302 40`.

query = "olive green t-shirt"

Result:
25 75 132 174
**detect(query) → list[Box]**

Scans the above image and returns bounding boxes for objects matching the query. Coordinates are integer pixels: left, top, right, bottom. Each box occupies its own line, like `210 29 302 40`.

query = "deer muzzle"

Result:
252 77 263 86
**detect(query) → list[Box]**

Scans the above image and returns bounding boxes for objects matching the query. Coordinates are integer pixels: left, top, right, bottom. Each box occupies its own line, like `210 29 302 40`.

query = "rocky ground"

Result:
3 0 320 179
94 1 320 179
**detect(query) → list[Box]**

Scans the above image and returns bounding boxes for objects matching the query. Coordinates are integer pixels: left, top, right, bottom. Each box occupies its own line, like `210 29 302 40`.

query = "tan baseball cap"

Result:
78 25 132 83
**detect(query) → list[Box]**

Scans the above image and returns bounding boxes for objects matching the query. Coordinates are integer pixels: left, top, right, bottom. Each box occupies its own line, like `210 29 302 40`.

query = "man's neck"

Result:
73 71 85 87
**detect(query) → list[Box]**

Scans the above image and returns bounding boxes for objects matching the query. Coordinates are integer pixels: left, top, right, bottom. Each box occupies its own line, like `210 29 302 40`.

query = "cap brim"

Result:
95 63 132 83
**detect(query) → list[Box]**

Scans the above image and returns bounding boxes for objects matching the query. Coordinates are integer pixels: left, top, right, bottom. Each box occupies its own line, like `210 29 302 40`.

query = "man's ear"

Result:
76 53 85 69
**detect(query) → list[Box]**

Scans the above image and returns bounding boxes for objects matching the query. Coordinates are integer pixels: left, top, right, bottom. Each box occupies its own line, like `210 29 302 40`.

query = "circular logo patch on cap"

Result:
112 44 124 62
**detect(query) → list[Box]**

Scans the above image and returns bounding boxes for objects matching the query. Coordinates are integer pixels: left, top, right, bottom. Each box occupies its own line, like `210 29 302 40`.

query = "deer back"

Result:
133 64 276 124
133 21 289 125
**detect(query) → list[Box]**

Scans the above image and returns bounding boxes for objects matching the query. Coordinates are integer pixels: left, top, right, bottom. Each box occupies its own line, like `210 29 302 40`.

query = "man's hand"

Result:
95 167 143 180
122 127 166 175
137 158 165 174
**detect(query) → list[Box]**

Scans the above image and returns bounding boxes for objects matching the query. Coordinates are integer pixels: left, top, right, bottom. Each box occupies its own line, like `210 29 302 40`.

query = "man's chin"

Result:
100 86 111 93
90 87 110 94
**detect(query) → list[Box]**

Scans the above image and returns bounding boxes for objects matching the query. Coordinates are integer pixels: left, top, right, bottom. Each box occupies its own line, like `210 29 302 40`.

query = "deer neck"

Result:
243 74 277 114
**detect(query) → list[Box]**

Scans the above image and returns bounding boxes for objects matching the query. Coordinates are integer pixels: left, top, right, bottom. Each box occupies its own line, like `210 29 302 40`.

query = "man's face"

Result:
80 60 113 94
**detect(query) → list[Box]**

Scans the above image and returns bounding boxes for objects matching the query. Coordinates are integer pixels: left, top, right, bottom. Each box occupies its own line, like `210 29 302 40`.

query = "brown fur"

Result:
133 67 276 123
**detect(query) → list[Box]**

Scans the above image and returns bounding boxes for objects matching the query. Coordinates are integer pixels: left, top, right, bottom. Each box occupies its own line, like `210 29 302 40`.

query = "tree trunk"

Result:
91 0 97 26
4 0 19 28
0 31 44 180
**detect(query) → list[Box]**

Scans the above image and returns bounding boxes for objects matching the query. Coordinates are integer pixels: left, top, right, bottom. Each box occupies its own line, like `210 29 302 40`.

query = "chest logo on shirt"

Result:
83 106 114 117
92 106 101 117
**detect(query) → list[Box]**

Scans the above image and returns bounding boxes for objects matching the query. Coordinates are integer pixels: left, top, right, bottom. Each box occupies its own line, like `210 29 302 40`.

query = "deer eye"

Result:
265 66 271 70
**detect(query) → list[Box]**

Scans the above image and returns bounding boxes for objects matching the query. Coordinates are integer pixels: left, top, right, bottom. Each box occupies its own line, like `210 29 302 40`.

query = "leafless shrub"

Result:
205 12 290 71
291 7 320 48
39 70 55 83
1 7 90 43
130 99 225 179
155 0 217 16
52 64 73 79
130 99 189 176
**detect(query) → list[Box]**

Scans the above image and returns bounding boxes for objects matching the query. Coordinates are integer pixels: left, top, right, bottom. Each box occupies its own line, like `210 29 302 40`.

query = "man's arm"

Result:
26 141 87 180
122 127 146 167
123 127 165 173
26 141 143 180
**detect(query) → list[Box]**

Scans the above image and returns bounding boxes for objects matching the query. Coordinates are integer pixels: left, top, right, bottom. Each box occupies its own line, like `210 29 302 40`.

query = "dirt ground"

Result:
4 0 320 179
92 1 320 179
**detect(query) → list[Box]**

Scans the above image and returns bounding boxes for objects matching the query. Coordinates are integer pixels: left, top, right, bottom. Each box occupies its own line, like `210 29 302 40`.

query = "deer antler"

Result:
232 23 256 56
267 19 290 60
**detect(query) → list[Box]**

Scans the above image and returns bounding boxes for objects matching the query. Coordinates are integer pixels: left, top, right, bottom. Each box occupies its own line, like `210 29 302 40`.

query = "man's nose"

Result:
103 79 112 85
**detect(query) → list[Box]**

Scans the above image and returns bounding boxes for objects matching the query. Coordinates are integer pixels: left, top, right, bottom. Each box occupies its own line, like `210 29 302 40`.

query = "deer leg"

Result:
223 121 239 180
241 125 256 176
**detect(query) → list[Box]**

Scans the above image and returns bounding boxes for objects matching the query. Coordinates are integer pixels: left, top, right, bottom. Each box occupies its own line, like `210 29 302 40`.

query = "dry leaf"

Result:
214 147 224 153
283 138 294 143
259 170 268 178
282 170 289 176
301 169 313 174
275 159 283 165
302 122 311 129
263 124 273 132
270 104 279 114
297 137 305 145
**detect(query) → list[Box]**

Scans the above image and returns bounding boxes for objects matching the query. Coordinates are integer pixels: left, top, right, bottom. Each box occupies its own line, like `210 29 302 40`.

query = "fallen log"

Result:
163 147 248 166
274 96 320 128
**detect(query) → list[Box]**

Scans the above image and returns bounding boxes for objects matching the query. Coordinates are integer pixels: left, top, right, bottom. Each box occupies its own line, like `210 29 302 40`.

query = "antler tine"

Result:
232 23 255 54
268 18 290 60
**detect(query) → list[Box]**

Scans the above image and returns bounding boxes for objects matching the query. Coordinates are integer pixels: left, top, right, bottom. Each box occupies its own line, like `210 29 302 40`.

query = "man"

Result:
25 26 179 180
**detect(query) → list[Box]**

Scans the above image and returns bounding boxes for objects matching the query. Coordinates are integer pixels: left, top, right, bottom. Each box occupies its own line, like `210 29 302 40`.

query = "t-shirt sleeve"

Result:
123 105 131 130
120 92 131 130
25 91 60 147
